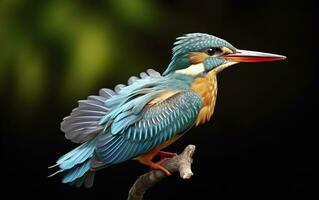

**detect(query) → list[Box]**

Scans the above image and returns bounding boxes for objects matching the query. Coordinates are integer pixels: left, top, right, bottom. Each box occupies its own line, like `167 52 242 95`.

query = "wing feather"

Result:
60 68 162 144
91 91 202 169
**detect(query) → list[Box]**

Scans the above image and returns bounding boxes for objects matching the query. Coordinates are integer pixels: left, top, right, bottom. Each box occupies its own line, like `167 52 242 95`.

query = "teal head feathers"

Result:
163 33 286 76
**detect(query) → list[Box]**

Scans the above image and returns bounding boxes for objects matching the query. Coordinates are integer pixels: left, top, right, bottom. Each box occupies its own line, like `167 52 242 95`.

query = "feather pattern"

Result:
62 159 91 183
57 138 96 169
91 91 202 169
98 73 195 126
60 69 165 144
54 69 199 187
60 89 113 143
164 33 236 75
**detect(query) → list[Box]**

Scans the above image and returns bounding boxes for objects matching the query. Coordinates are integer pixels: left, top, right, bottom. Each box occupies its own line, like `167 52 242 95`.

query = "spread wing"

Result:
60 69 162 143
91 91 202 169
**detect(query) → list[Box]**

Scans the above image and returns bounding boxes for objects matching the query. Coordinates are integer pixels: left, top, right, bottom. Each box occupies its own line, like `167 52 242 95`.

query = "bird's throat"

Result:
175 63 205 76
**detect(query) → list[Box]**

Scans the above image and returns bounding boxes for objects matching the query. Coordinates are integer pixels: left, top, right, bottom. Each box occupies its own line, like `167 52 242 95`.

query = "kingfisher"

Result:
49 33 286 188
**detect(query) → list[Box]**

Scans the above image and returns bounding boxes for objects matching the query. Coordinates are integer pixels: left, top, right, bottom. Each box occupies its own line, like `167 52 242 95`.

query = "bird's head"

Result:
163 33 286 76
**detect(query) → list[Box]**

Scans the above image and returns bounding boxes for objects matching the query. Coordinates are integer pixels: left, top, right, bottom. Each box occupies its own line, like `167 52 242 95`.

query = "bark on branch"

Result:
127 145 196 200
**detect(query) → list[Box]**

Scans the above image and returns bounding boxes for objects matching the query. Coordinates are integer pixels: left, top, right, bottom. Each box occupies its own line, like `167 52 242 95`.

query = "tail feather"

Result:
57 138 96 170
49 138 97 187
48 169 63 177
62 159 91 183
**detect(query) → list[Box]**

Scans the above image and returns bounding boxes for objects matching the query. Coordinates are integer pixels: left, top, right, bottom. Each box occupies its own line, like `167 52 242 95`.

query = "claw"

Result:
158 151 177 159
156 157 169 165
148 160 172 176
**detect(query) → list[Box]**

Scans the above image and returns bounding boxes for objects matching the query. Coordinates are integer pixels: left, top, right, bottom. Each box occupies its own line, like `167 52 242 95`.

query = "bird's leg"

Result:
137 149 172 176
152 151 177 175
148 152 176 175
158 151 177 159
147 160 172 176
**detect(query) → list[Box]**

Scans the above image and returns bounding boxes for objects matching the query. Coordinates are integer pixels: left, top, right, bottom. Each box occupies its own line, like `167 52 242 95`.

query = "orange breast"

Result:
190 70 218 126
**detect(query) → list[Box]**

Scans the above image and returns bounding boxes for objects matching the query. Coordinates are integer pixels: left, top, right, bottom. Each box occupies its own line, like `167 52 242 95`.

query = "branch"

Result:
127 145 196 200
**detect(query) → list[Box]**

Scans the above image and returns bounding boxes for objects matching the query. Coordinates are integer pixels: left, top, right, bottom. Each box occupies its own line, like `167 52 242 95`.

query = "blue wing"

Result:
60 69 163 143
91 91 202 169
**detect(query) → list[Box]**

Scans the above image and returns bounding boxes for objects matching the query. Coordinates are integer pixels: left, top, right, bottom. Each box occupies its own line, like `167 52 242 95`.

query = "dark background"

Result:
1 0 318 198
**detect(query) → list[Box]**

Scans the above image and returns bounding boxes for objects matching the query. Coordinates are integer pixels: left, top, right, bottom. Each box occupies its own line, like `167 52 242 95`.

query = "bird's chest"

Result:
190 71 218 126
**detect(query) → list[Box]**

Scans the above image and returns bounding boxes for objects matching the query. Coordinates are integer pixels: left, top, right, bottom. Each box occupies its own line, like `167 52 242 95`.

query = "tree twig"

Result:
127 145 196 200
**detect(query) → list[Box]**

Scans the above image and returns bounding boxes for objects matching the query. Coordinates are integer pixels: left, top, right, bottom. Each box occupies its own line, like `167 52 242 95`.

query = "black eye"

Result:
206 48 222 56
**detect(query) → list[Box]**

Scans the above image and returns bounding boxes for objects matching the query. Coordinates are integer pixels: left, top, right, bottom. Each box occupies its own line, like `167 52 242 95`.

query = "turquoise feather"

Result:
57 138 96 170
91 91 202 169
164 33 236 75
62 159 91 183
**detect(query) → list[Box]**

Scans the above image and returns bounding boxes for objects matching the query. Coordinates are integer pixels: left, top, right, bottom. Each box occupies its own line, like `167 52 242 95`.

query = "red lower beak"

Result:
223 49 286 62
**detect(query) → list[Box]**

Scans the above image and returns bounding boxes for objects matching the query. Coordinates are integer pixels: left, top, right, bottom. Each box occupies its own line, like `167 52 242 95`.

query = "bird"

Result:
49 33 286 188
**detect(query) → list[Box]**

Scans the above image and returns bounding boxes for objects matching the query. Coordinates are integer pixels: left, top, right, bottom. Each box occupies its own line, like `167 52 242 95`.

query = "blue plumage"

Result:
51 33 215 187
50 34 205 186
57 138 96 169
52 69 199 187
91 91 201 169
164 33 236 75
62 159 91 183
50 33 286 188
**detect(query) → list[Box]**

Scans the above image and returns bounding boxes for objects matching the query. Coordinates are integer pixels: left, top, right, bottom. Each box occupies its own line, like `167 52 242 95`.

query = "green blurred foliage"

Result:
109 0 160 29
15 42 46 105
0 0 162 108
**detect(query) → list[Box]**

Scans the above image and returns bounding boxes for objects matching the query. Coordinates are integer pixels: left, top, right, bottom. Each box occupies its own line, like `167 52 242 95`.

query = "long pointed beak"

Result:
223 49 286 62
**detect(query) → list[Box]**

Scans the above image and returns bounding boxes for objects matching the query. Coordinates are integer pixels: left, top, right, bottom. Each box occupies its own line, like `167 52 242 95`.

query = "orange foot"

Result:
158 151 177 159
147 159 172 176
